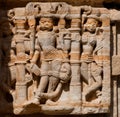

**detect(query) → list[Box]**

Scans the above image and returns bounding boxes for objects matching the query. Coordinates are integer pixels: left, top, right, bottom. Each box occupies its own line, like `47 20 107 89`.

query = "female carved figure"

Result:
81 13 103 102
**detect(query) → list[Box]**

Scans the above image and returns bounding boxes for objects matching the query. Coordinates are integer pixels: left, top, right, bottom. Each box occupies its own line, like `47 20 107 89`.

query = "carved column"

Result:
69 18 81 104
111 24 118 117
116 22 120 117
101 14 111 105
13 8 27 104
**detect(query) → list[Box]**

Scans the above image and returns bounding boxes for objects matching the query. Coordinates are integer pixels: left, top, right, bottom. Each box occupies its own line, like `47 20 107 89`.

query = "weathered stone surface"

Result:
112 56 120 75
0 0 120 117
2 0 120 10
0 2 111 115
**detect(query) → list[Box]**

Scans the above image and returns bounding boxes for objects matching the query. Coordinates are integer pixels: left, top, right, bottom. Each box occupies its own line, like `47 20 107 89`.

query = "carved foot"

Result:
23 98 40 107
82 92 91 104
46 99 57 106
92 98 101 104
82 93 86 102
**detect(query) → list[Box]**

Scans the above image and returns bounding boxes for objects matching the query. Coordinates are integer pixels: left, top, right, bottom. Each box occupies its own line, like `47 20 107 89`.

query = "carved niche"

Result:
0 2 110 115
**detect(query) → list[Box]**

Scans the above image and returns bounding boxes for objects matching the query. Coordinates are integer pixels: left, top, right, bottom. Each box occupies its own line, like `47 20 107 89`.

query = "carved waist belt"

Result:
80 54 94 63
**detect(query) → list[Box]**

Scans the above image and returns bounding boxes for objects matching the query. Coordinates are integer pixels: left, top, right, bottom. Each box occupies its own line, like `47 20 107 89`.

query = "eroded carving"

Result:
0 2 110 115
81 10 103 103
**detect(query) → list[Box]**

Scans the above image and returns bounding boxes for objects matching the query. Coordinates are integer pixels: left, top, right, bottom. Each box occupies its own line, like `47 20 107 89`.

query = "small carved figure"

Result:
81 12 103 102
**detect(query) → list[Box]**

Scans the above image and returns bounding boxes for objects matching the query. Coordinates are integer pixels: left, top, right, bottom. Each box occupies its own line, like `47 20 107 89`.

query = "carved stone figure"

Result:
81 11 103 102
24 17 69 105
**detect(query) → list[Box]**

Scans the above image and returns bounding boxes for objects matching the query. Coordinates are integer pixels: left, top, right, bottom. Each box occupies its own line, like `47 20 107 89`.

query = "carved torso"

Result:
81 32 96 62
36 31 56 51
36 31 61 60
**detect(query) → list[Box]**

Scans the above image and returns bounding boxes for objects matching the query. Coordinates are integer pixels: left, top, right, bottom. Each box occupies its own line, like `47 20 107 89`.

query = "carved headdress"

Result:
87 9 101 21
13 8 26 20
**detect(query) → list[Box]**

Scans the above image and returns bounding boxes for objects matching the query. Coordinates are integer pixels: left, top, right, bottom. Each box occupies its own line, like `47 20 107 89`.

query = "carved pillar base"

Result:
15 82 27 104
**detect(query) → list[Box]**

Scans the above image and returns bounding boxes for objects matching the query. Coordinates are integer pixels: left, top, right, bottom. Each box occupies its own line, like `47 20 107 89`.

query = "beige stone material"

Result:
0 1 112 116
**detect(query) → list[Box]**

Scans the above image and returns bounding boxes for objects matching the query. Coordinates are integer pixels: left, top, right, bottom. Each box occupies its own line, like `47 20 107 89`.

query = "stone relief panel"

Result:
0 2 110 115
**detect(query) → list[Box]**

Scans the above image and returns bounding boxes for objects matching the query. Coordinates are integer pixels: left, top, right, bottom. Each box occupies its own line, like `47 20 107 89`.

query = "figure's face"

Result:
39 18 53 31
85 18 99 33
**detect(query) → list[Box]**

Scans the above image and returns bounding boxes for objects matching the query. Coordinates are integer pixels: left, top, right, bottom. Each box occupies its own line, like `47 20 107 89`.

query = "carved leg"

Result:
47 76 60 93
23 61 49 106
36 75 49 96
45 76 60 105
36 61 50 94
84 76 102 97
34 61 50 101
45 60 61 104
35 61 50 100
84 62 102 100
81 62 89 84
91 63 102 93
23 75 49 106
41 83 62 100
